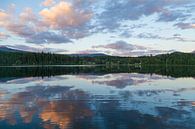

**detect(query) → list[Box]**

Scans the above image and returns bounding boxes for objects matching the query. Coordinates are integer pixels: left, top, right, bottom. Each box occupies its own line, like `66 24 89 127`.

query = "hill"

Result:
0 46 23 53
0 48 194 66
70 53 108 57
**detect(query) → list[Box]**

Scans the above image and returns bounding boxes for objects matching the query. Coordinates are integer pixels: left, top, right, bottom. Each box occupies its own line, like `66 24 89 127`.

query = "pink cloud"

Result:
39 1 92 29
0 11 9 26
41 0 55 7
0 32 10 39
0 7 43 37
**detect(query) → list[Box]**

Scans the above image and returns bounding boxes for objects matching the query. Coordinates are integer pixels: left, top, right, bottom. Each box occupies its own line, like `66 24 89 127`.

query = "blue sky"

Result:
0 0 195 56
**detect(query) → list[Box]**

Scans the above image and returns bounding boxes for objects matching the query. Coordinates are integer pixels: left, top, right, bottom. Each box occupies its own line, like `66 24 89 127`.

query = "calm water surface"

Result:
0 66 195 129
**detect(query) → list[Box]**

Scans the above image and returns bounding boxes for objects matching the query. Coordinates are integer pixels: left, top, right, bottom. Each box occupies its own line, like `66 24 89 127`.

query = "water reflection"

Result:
0 66 194 129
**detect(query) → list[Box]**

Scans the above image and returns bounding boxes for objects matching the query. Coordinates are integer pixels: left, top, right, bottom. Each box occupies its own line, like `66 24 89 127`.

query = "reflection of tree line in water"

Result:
0 66 194 79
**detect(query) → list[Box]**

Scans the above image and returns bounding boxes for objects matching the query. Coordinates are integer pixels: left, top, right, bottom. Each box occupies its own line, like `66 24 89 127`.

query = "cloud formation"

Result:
174 22 195 29
93 41 145 51
137 32 195 42
41 0 55 7
39 1 94 39
0 32 10 39
0 0 194 54
39 1 92 29
26 31 72 44
0 7 45 41
0 5 73 44
90 41 172 56
7 44 67 53
0 11 9 26
98 0 193 31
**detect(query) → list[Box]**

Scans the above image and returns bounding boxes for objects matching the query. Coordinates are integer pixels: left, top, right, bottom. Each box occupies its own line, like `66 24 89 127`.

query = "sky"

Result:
0 0 195 56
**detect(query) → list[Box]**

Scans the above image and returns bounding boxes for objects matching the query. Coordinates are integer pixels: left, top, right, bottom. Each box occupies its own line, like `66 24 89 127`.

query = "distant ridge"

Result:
70 53 109 57
0 46 109 57
0 46 194 57
0 47 195 66
0 46 23 53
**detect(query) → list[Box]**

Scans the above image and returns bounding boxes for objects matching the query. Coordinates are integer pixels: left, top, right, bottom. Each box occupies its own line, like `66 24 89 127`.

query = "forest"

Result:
0 51 195 66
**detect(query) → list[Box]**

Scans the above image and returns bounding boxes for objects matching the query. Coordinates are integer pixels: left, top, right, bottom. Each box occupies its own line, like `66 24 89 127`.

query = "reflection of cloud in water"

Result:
0 73 194 128
40 101 93 129
0 76 68 84
0 86 92 129
0 82 194 129
0 88 191 128
94 78 145 88
77 73 173 88
0 73 173 89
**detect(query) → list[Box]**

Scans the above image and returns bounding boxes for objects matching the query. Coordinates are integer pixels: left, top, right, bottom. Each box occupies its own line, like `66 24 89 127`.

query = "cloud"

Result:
6 23 37 37
137 32 195 42
0 0 195 47
77 73 171 88
7 44 68 53
0 1 93 43
98 0 193 31
93 41 145 51
26 31 72 44
19 8 38 23
0 32 10 39
0 11 9 26
0 7 72 44
119 31 132 38
77 49 106 54
76 49 113 55
0 8 43 39
137 33 161 39
39 1 94 39
174 22 195 29
39 1 92 29
41 0 55 7
157 10 190 22
91 41 172 57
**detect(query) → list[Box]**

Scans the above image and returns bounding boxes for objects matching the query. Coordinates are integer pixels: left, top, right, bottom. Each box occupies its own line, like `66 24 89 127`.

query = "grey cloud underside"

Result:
137 33 195 42
26 32 72 44
93 41 145 51
97 0 193 31
157 11 190 22
7 45 67 53
174 22 195 29
83 40 173 57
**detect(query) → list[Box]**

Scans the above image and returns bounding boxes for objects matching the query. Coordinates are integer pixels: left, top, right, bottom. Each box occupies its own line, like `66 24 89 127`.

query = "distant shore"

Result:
0 64 195 68
0 64 103 68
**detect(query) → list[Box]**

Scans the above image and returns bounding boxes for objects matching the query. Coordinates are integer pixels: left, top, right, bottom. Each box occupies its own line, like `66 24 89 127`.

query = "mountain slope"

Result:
70 53 109 57
0 46 23 53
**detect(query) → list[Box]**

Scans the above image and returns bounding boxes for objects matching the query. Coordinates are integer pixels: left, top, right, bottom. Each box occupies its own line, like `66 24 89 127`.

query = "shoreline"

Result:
0 65 103 68
0 64 195 68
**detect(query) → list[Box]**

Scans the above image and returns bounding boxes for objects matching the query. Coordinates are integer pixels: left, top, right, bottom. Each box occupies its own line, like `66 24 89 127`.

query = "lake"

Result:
0 66 195 129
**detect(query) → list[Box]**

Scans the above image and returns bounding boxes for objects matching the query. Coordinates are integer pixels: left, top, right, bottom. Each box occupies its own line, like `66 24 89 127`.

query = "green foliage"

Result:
0 51 194 66
139 52 195 65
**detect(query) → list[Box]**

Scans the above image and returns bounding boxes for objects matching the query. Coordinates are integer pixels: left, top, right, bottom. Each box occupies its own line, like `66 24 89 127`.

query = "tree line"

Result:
0 51 195 66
